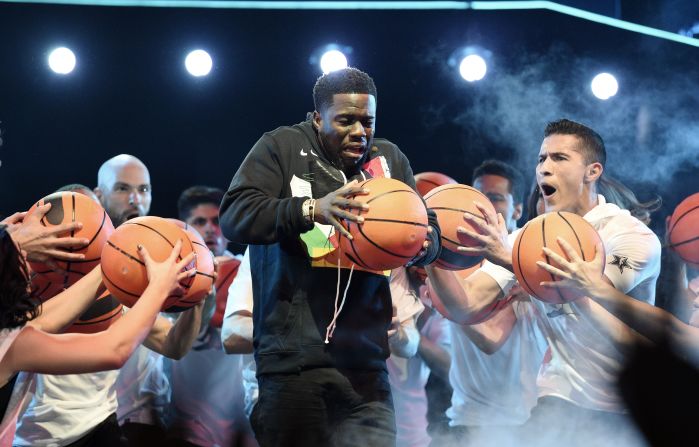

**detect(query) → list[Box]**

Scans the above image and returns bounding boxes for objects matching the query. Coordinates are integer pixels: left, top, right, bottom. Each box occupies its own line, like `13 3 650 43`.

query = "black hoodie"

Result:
220 118 439 376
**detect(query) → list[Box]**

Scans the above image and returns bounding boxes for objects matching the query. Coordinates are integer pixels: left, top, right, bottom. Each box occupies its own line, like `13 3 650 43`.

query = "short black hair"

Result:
313 67 377 112
177 186 224 221
544 119 606 167
472 159 524 205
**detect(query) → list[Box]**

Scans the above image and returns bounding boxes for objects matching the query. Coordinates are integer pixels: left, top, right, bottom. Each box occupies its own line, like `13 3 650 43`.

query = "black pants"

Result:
63 413 127 447
250 368 395 447
519 396 645 447
121 421 167 447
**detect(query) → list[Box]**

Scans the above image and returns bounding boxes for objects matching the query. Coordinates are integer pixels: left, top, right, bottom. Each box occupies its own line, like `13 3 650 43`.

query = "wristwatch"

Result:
302 198 316 224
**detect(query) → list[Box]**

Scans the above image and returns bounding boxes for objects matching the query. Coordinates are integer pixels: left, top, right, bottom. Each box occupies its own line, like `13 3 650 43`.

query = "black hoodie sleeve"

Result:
219 134 314 245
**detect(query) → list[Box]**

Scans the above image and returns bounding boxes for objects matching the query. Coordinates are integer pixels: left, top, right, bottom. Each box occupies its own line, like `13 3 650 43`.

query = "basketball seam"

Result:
517 222 536 297
365 188 419 205
425 185 485 200
430 207 486 221
344 223 372 270
356 221 417 260
542 216 566 303
33 281 53 298
107 240 145 266
363 217 428 227
64 193 76 288
75 306 122 325
73 310 120 325
669 234 699 250
86 210 108 247
124 221 187 262
557 212 586 261
669 203 699 234
101 270 140 297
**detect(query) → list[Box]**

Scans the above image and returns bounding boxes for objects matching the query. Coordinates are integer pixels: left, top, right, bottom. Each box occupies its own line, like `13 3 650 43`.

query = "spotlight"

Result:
320 50 348 74
48 47 76 75
449 46 491 83
591 73 618 100
459 55 487 82
309 44 353 74
185 50 212 77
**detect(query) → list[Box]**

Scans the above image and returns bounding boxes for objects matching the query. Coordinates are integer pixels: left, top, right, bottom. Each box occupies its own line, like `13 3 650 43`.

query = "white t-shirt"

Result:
14 370 117 446
220 249 257 418
388 303 449 447
0 327 34 446
116 344 169 426
447 299 547 427
166 324 247 447
480 195 661 412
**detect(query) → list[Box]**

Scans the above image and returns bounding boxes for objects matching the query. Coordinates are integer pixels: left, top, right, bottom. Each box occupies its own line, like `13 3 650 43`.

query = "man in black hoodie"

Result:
219 67 440 446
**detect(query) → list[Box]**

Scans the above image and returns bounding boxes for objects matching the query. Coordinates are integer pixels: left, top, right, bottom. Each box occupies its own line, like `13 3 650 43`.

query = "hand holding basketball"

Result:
14 202 89 267
138 240 197 299
537 238 608 300
457 201 511 268
314 180 370 240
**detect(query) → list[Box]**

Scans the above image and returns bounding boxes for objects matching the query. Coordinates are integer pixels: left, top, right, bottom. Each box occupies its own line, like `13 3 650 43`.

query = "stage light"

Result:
185 50 212 77
591 73 618 100
459 54 487 82
319 49 348 74
48 47 76 75
449 45 491 83
309 44 352 74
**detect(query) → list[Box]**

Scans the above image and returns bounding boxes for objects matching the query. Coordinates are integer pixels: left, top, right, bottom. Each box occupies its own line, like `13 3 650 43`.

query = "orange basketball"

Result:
340 177 428 271
28 191 114 300
414 172 458 197
669 193 699 267
100 216 196 309
512 211 603 304
66 290 123 334
165 219 216 311
425 184 497 270
210 256 242 328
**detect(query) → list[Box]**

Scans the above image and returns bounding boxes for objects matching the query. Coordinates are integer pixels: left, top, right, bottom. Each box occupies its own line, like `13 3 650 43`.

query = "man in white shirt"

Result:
438 160 548 446
387 266 450 447
427 119 661 446
165 186 251 447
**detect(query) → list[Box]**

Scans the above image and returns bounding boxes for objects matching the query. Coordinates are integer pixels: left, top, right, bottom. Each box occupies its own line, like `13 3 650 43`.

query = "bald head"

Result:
95 154 152 226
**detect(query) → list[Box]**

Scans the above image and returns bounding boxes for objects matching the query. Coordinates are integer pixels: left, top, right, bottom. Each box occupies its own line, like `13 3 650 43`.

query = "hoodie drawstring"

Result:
324 242 355 343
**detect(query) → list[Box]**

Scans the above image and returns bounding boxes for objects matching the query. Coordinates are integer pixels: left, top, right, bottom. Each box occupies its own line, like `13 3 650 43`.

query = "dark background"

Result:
1 0 698 236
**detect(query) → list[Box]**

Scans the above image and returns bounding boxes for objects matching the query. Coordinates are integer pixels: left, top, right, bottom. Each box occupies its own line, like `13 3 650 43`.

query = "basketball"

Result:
100 216 196 309
66 290 123 334
669 193 699 267
340 177 428 271
512 211 603 304
424 184 497 270
165 219 216 311
414 172 458 197
28 191 114 300
210 256 242 328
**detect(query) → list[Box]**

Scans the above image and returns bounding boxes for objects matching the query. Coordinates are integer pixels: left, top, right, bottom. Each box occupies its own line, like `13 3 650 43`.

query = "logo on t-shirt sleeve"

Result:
609 254 632 274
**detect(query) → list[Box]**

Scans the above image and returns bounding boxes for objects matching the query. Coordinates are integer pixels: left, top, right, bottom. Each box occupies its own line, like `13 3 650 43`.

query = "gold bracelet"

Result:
309 199 316 223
